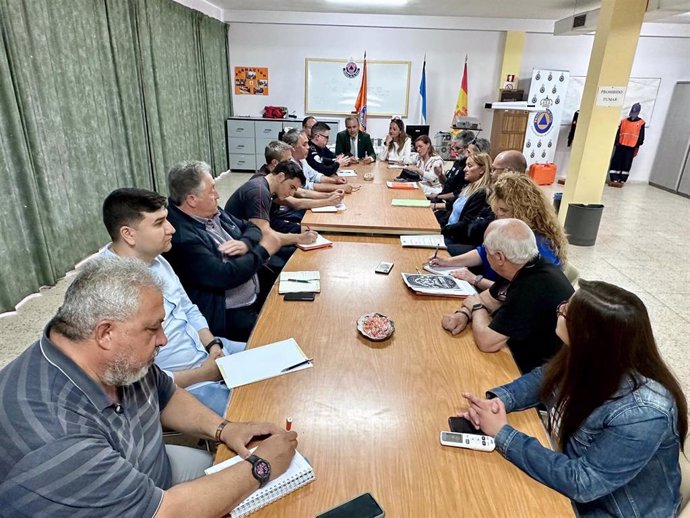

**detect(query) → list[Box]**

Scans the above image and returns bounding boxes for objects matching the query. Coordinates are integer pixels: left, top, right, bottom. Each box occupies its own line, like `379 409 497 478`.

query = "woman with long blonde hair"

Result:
430 173 568 292
440 152 493 249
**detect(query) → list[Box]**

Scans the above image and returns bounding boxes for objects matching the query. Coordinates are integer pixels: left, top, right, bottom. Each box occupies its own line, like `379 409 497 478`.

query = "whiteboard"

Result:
305 58 411 117
562 76 661 126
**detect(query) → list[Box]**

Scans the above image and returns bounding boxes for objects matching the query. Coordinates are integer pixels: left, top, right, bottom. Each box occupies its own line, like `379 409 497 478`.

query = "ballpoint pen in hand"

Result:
433 244 440 260
280 358 314 373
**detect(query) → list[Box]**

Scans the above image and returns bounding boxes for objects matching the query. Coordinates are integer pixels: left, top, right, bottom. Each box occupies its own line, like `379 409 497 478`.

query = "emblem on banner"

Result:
533 109 554 135
343 61 360 78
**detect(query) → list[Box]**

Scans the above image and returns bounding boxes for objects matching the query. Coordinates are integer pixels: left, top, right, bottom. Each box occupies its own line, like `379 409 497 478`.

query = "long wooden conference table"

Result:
300 162 441 236
216 232 573 515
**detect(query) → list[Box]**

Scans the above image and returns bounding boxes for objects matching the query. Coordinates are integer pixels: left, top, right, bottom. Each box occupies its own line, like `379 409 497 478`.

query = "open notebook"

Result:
205 449 315 518
215 338 313 388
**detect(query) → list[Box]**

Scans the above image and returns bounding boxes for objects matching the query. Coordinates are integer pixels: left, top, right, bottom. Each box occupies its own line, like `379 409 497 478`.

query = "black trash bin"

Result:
553 192 563 213
564 203 604 246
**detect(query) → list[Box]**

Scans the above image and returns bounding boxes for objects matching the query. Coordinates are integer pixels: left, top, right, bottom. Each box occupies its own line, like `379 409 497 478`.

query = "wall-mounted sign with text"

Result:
596 86 627 107
234 67 269 95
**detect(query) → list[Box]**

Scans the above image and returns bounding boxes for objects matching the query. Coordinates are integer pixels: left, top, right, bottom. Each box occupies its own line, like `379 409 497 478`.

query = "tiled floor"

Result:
1 176 689 393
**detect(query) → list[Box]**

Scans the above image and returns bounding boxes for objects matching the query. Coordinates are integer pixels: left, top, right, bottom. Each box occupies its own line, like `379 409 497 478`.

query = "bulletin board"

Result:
562 76 661 125
305 58 411 117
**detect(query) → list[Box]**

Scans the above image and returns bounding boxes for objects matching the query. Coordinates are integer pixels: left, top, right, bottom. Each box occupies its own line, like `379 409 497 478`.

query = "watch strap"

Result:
205 337 223 353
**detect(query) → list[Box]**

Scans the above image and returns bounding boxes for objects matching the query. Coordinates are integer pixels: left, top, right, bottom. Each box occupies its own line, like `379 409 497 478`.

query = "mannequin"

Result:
608 102 645 187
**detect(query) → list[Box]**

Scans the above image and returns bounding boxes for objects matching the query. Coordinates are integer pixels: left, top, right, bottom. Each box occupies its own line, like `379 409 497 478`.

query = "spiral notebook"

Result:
205 449 315 518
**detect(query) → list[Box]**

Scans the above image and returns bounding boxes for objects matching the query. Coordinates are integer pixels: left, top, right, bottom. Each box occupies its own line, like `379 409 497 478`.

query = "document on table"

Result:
311 203 347 213
386 181 418 189
336 169 358 177
392 199 431 207
423 264 458 275
400 234 447 249
215 338 313 388
278 271 321 293
296 234 333 251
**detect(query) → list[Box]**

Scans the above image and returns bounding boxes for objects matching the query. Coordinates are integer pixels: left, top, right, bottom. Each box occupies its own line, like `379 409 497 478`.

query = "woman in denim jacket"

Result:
460 280 687 517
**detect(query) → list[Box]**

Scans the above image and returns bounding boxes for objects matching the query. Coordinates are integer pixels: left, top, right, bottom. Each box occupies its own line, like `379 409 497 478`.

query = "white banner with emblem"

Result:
522 69 570 167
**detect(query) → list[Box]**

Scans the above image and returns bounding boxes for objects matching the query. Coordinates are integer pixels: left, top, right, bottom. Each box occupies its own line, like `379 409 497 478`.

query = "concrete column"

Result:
559 0 647 222
498 31 525 91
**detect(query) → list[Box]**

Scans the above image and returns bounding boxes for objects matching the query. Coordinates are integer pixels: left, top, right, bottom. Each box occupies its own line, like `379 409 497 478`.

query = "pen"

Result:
280 358 314 373
285 278 313 283
433 244 440 260
285 417 293 431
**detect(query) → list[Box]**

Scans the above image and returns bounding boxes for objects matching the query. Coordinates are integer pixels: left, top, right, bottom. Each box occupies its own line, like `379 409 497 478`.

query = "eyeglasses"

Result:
556 301 568 319
314 133 328 141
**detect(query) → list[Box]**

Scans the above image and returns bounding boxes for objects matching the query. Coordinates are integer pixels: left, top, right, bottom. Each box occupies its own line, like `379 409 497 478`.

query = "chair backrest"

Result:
679 437 690 516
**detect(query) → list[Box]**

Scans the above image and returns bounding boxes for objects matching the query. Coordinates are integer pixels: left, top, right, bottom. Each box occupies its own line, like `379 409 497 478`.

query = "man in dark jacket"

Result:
164 161 281 342
306 121 351 176
335 116 376 162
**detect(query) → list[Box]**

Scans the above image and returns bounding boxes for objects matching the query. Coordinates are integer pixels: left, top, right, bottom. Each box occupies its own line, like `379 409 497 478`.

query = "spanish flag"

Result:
354 52 367 131
452 55 468 123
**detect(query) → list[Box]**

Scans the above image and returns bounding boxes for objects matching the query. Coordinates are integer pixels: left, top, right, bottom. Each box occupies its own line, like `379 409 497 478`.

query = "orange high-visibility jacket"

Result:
618 118 645 147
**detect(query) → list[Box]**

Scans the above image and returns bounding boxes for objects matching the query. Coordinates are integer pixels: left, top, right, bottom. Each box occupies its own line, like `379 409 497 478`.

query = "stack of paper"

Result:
215 338 313 388
336 169 358 177
423 264 459 275
296 234 333 251
311 203 347 213
401 273 476 298
386 181 418 190
400 235 447 249
279 271 320 294
392 199 431 208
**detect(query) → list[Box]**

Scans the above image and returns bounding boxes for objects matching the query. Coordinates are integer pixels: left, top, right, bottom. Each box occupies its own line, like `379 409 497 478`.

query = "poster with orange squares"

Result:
234 67 269 95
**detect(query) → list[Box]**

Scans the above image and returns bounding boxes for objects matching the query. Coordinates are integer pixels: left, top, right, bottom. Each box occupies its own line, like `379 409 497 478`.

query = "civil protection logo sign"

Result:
343 61 360 78
533 109 553 135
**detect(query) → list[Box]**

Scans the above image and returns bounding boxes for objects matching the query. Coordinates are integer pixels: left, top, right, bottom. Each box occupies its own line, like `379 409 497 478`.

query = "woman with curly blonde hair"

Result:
429 173 568 292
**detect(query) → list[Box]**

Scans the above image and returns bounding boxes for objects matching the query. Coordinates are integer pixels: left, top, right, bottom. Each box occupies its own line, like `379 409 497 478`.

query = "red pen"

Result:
285 417 293 431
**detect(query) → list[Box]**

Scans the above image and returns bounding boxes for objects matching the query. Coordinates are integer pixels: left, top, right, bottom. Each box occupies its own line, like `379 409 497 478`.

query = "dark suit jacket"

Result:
335 130 376 159
163 202 269 337
441 188 494 247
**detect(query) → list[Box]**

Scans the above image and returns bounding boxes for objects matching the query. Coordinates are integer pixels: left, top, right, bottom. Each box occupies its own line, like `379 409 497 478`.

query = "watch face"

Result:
472 303 484 311
255 459 271 479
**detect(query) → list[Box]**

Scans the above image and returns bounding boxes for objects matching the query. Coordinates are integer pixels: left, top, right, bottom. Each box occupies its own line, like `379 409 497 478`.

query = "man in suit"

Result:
335 116 376 163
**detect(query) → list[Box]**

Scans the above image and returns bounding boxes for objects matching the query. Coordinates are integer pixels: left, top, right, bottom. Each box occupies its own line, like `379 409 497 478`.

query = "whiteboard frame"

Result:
304 58 411 117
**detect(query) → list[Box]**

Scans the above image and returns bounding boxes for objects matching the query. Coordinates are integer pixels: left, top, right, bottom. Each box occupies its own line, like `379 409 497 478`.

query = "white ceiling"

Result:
210 0 604 20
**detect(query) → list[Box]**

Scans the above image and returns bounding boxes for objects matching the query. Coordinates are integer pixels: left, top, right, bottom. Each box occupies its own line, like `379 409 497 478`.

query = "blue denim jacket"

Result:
490 366 682 518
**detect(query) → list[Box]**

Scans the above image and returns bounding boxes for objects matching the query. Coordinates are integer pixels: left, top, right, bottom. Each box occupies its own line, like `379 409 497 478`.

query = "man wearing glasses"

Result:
441 219 573 374
335 115 376 164
306 121 352 176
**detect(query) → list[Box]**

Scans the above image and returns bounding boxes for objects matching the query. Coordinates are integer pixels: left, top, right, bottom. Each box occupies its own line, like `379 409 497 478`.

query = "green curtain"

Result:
0 0 231 313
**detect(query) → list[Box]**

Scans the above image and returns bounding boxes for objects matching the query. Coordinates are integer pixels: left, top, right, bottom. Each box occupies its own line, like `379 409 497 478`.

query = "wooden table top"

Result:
216 242 573 518
300 162 441 236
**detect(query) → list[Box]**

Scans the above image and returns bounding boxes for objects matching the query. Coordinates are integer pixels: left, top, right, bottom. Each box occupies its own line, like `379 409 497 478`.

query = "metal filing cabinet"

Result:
226 117 340 171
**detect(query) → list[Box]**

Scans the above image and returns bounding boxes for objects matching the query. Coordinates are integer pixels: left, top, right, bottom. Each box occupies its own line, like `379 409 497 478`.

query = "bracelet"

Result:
454 309 471 322
215 419 230 442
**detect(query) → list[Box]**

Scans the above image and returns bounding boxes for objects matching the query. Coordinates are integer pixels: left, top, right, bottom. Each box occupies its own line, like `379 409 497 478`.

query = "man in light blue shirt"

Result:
100 188 244 415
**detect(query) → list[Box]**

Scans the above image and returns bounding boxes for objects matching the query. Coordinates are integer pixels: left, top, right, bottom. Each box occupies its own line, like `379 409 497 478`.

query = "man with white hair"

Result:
0 258 297 517
442 218 574 373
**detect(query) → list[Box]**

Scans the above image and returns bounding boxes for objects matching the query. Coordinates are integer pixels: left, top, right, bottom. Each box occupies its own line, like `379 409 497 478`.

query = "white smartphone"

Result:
439 431 495 452
375 261 394 275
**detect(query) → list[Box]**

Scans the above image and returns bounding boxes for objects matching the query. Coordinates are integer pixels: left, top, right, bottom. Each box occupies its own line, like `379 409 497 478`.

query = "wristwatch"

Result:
245 454 271 488
471 303 486 314
473 275 484 288
204 337 223 353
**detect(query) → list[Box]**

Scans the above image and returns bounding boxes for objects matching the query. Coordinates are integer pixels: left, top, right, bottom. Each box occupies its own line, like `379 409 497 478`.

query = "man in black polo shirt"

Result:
442 218 574 373
307 121 351 176
225 160 317 244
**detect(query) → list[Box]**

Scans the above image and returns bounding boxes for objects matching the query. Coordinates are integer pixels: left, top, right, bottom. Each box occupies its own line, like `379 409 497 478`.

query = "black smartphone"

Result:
284 292 315 301
316 493 384 518
449 416 487 436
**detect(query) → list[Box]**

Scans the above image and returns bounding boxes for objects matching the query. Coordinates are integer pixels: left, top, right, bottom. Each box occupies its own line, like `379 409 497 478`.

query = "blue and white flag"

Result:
419 57 427 124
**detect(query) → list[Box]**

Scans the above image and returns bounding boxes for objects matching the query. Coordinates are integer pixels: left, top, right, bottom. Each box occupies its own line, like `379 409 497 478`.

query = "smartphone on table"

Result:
316 492 384 518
